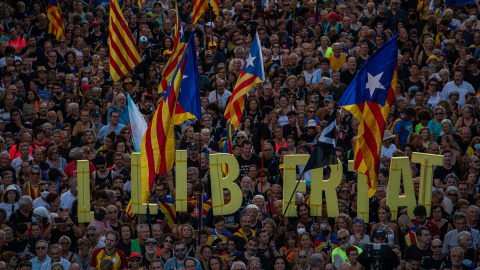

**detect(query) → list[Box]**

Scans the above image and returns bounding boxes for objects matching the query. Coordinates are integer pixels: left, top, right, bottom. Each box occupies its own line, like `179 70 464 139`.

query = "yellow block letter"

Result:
175 150 188 212
310 160 343 217
411 152 444 216
77 160 93 223
348 161 370 222
210 153 242 215
129 153 157 214
387 157 416 220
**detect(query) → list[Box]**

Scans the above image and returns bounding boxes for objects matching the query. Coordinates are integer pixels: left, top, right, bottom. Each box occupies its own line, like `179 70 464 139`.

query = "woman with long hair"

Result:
179 126 196 149
181 224 198 258
455 104 478 130
207 254 226 270
106 204 122 231
431 204 453 241
370 205 399 246
57 95 73 124
441 134 463 167
22 89 40 122
62 51 77 74
278 233 300 263
117 223 133 257
238 116 255 139
426 77 443 108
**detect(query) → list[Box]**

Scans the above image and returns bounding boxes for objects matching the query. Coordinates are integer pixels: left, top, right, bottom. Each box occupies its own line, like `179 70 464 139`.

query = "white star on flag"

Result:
183 75 188 79
365 72 385 97
245 54 256 68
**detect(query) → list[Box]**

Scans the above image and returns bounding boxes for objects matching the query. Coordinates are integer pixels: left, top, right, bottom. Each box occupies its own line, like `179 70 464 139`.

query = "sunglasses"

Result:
164 239 173 243
40 189 49 192
86 233 96 238
36 246 47 250
340 190 350 193
175 248 186 253
299 255 307 259
435 112 443 115
109 210 117 214
432 245 442 248
31 172 41 175
130 258 141 262
429 84 438 87
338 236 349 241
353 218 364 223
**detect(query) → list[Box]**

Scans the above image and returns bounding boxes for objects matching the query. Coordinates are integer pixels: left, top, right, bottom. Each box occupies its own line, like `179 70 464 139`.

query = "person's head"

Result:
453 212 467 231
173 241 187 260
48 244 62 262
451 247 465 266
371 229 387 243
457 231 473 249
416 226 432 245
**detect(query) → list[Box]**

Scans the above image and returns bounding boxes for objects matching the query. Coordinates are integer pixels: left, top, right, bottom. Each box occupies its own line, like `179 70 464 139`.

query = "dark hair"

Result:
413 205 427 217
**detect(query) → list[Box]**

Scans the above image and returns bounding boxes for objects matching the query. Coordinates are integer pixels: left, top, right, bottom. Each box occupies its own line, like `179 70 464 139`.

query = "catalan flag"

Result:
211 0 220 17
338 34 398 197
192 0 208 24
476 89 480 99
158 3 187 96
47 0 65 40
157 196 176 233
125 35 195 217
108 0 142 82
224 32 265 129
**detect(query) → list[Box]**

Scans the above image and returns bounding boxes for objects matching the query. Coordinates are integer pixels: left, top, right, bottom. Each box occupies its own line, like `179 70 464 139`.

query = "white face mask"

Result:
41 190 50 199
297 228 306 235
471 15 477 22
99 236 106 243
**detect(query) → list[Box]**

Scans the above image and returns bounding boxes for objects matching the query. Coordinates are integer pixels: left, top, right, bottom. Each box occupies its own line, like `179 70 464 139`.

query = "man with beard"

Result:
164 241 202 270
421 239 450 269
450 247 471 270
404 227 433 261
331 229 362 263
90 231 128 269
233 236 269 269
442 68 474 106
141 238 161 268
234 215 256 248
32 102 48 129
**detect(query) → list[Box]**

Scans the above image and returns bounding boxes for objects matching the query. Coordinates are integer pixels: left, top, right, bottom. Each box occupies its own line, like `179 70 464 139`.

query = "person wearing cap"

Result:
356 229 401 269
380 130 397 168
0 184 19 219
88 20 107 54
442 67 474 107
187 142 200 168
142 238 161 268
393 107 416 149
298 119 318 144
90 231 128 270
324 12 343 35
137 36 155 75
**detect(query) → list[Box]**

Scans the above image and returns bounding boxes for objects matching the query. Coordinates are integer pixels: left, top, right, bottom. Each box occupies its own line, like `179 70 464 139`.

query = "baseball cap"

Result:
307 120 317 127
205 22 214 27
427 55 438 62
208 41 217 47
146 238 157 244
81 84 91 91
139 36 148 43
324 95 333 102
37 66 46 72
163 50 172 55
372 229 387 239
325 12 339 19
130 252 141 258
91 110 100 117
205 50 213 57
187 142 199 149
92 20 100 25
124 78 133 84
144 94 154 101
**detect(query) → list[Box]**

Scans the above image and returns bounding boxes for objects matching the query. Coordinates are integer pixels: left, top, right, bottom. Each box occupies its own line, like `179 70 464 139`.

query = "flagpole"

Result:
260 138 264 194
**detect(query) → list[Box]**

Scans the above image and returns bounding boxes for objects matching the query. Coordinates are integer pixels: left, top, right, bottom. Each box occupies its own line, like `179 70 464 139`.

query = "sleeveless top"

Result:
25 181 41 200
93 170 114 185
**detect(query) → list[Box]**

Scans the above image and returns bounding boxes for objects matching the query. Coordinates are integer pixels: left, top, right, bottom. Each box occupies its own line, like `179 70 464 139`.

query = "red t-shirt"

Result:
65 161 96 178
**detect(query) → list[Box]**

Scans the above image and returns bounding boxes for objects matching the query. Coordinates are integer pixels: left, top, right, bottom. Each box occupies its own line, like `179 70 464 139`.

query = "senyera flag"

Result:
47 0 65 40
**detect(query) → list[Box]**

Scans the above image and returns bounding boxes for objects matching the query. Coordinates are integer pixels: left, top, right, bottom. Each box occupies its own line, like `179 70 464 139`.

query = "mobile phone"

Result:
55 217 66 223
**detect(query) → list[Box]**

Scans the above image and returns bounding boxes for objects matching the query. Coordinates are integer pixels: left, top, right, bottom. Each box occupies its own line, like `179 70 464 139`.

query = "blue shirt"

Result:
107 105 129 125
97 123 125 142
164 257 202 270
393 117 413 148
30 256 49 270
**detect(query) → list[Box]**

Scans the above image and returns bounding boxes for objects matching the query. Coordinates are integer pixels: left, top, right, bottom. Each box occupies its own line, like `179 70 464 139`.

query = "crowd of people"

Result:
0 0 479 270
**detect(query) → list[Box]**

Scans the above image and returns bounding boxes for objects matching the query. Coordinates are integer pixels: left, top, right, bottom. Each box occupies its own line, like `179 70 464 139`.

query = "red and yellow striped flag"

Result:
338 35 399 197
47 0 65 40
192 0 208 24
211 0 220 17
108 0 142 82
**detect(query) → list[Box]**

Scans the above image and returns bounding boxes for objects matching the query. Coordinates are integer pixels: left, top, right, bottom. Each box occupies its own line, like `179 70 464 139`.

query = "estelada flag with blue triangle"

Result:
224 31 265 129
338 34 398 197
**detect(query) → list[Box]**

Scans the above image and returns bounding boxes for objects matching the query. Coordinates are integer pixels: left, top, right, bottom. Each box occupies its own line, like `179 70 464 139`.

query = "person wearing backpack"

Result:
393 107 416 149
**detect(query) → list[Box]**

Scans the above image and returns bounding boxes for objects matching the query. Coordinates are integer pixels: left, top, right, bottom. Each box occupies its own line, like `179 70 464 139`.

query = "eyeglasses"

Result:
353 218 364 223
435 112 443 115
429 84 438 87
308 110 316 113
36 246 47 250
130 258 141 262
175 248 186 252
299 255 307 259
447 193 458 196
340 190 350 193
432 245 443 248
308 127 316 129
86 233 96 238
164 239 173 243
59 242 70 245
31 172 41 175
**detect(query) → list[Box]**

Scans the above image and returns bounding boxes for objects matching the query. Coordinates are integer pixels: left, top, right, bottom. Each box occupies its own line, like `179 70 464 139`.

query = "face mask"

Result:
321 229 330 236
471 15 477 21
247 249 256 255
297 228 306 235
263 56 268 62
99 236 106 243
31 217 37 222
41 191 50 199
475 144 480 151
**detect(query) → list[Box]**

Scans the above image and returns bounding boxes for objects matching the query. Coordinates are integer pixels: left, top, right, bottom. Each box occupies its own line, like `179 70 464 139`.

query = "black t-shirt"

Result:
31 118 48 129
404 243 433 261
433 165 462 183
421 255 450 270
58 145 74 163
234 253 270 270
283 124 305 141
357 249 400 270
403 78 425 97
466 71 480 91
236 154 262 177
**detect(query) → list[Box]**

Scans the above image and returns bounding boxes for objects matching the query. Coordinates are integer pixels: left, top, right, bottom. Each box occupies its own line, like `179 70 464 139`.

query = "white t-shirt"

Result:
380 144 397 168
